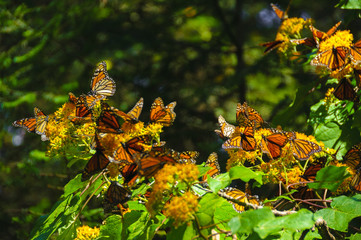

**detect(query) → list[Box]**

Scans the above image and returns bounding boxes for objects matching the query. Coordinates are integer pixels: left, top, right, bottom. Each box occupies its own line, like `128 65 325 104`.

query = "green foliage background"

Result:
1 0 361 239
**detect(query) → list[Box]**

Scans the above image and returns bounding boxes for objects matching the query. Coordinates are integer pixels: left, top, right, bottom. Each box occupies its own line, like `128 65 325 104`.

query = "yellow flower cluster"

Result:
319 30 353 52
162 191 199 227
146 163 199 215
74 225 100 240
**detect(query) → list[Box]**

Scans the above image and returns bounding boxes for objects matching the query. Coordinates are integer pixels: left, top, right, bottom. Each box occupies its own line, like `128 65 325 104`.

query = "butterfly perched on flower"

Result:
95 102 124 134
13 107 49 138
103 181 131 213
349 38 361 66
311 46 349 72
177 151 199 164
333 78 356 101
286 132 322 161
149 97 176 127
112 98 144 123
350 170 361 193
202 152 220 182
113 135 152 163
221 187 260 213
136 152 178 179
260 132 288 160
300 158 326 181
236 102 264 129
68 93 93 121
215 115 236 140
343 143 361 169
82 135 110 181
83 61 116 109
222 124 256 151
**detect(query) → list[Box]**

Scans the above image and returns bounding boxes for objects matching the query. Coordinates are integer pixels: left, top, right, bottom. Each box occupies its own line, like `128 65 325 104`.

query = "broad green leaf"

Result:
315 195 361 232
308 166 350 191
254 209 315 239
128 201 147 211
62 174 86 198
304 229 321 240
166 223 196 240
208 173 230 193
98 215 123 240
30 194 82 240
57 214 80 240
314 121 341 148
214 198 239 231
229 166 263 185
196 193 224 227
228 207 274 234
198 164 212 177
349 233 361 240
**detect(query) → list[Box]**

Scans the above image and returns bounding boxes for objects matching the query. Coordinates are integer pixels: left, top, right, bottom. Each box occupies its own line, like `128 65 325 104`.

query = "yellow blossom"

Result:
163 191 199 227
319 30 353 52
74 225 100 240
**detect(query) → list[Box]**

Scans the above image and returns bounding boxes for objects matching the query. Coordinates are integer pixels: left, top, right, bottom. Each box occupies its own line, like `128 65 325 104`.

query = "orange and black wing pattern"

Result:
90 61 116 98
349 39 361 65
343 143 361 169
178 151 199 164
260 40 284 54
301 159 325 181
149 97 176 127
311 46 349 72
333 78 356 101
34 107 49 136
202 152 220 181
236 102 264 129
351 170 361 193
222 125 256 151
261 133 288 159
13 116 37 133
136 153 177 179
289 137 322 161
96 103 123 134
82 148 110 181
105 181 131 205
221 187 260 213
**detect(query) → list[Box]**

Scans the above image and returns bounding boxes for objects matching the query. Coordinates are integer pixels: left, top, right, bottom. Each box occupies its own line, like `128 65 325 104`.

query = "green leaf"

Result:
308 166 350 191
98 215 123 240
198 164 212 177
314 121 341 148
254 209 315 239
30 194 82 240
3 92 37 108
349 233 361 240
208 173 230 193
337 0 361 9
166 223 196 240
229 166 263 185
229 208 274 235
303 229 321 240
62 174 86 198
57 215 80 240
315 195 361 232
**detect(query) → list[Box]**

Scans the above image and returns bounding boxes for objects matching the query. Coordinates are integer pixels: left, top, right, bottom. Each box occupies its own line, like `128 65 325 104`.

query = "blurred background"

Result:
1 0 360 238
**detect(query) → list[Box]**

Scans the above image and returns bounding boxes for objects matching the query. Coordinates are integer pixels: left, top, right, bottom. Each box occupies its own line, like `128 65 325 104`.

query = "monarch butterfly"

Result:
121 162 139 186
13 107 47 134
292 186 316 200
95 103 124 134
136 153 177 179
349 39 361 66
260 40 285 54
112 98 144 123
84 61 117 109
215 115 236 140
113 135 151 163
309 22 341 47
343 143 361 169
311 46 349 72
221 187 260 213
178 151 199 164
82 136 110 181
270 3 288 20
222 124 256 151
202 152 220 182
260 133 288 160
286 132 322 161
68 93 93 123
103 181 131 213
350 170 361 193
149 97 176 127
300 159 325 181
236 102 264 129
333 78 356 101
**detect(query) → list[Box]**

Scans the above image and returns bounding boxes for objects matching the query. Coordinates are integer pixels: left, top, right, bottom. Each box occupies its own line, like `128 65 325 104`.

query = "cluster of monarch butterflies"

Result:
261 3 361 102
13 61 200 213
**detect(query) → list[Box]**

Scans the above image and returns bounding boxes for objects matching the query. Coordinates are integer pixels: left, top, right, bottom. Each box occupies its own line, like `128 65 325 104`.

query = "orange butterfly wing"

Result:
261 133 288 159
311 46 349 72
82 148 110 181
90 61 116 97
343 144 361 169
202 152 220 181
350 39 361 65
137 153 177 179
290 138 322 161
351 170 361 193
13 117 37 133
333 78 356 101
260 40 284 54
150 97 176 127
